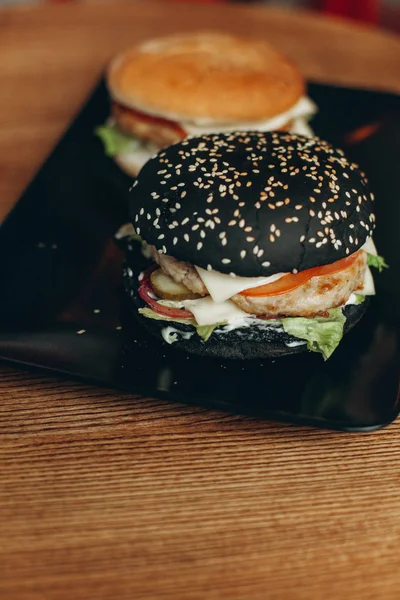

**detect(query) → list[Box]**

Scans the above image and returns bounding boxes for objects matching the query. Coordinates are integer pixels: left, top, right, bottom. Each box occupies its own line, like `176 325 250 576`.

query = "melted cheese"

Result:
181 96 317 136
117 141 159 172
290 117 314 137
361 237 377 256
360 266 376 296
345 266 375 305
182 296 248 326
195 266 285 303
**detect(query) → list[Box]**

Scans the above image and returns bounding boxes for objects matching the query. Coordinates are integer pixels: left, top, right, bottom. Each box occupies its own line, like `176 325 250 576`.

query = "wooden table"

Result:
1 3 400 599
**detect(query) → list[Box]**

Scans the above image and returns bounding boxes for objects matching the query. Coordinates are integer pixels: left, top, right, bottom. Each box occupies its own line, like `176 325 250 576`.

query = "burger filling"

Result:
96 96 317 172
129 234 386 360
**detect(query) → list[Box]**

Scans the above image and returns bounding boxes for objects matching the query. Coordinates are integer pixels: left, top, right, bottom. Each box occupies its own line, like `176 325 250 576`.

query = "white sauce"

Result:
285 339 307 348
161 326 194 344
217 317 284 334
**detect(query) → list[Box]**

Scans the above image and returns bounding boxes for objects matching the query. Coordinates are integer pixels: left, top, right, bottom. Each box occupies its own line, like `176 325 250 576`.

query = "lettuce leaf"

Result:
353 294 365 305
367 253 388 273
138 307 225 341
196 324 224 342
281 309 346 361
95 122 137 156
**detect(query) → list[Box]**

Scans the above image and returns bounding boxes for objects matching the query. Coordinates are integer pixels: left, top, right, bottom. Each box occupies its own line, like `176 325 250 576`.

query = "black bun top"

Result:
130 132 375 276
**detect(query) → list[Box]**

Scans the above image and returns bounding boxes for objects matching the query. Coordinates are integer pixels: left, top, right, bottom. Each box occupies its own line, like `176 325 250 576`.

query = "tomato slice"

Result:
240 251 361 297
113 101 187 139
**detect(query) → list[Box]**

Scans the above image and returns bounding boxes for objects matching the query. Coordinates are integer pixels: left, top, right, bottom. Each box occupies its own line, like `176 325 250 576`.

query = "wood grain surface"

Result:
1 3 400 599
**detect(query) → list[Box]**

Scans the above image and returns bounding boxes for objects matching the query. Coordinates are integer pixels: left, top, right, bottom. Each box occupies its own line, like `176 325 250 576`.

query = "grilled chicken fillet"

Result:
150 247 367 318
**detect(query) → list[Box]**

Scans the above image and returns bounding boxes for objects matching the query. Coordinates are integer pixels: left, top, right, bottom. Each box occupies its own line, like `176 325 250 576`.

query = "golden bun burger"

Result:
96 32 317 177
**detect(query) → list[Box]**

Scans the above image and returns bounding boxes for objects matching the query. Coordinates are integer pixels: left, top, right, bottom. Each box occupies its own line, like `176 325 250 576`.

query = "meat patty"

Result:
149 246 208 296
150 247 367 318
112 102 185 148
232 250 367 317
112 102 294 148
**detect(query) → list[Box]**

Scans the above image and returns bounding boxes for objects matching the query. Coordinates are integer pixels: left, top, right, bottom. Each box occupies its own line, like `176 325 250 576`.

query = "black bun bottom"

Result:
122 245 369 360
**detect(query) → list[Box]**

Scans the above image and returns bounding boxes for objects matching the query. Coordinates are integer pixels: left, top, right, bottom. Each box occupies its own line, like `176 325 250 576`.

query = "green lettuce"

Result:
196 324 225 342
367 253 388 273
138 307 225 341
353 294 365 305
95 122 137 156
282 308 346 361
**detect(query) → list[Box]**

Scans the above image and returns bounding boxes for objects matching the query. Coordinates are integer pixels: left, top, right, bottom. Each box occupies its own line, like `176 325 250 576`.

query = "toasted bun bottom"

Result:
121 248 368 359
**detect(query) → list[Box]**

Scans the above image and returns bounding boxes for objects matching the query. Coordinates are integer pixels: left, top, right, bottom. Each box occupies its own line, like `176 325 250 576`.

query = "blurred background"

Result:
1 0 399 32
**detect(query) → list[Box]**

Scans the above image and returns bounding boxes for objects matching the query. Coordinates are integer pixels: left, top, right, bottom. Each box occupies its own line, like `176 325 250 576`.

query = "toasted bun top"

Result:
130 132 375 277
107 32 304 123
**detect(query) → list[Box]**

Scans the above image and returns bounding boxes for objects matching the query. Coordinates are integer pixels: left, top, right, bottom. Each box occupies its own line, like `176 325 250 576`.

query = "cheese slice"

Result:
361 237 377 256
182 96 317 136
195 266 285 304
290 117 314 138
182 296 248 326
346 266 376 305
359 266 376 296
117 141 159 173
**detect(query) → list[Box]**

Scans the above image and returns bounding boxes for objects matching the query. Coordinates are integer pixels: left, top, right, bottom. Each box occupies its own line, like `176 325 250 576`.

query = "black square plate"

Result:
1 81 399 431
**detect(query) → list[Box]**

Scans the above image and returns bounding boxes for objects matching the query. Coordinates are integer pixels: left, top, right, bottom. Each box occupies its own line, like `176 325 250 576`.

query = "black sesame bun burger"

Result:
122 131 387 360
96 32 317 177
